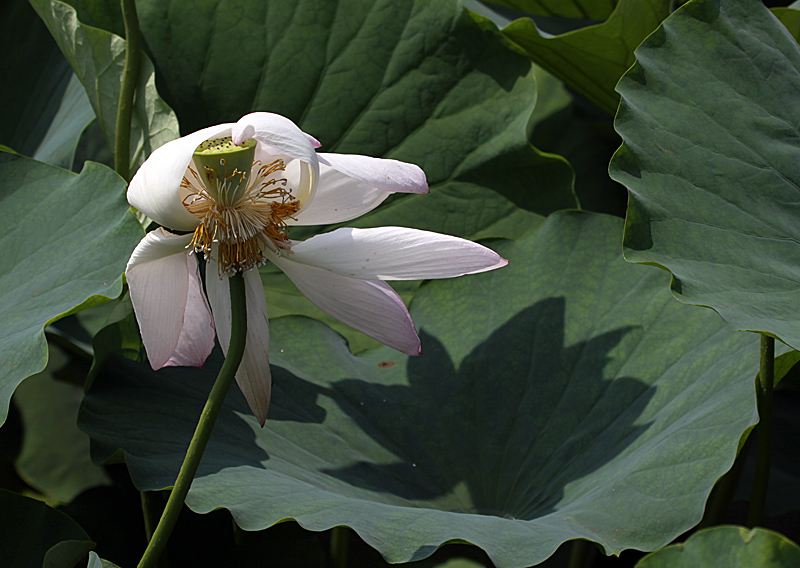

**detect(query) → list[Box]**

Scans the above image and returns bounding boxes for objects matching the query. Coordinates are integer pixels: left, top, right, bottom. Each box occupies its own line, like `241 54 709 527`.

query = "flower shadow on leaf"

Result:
319 297 654 520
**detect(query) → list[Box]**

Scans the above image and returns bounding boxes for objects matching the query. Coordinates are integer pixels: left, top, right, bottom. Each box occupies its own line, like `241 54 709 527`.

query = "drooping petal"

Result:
268 251 421 356
206 264 272 426
287 227 508 280
128 123 232 230
126 228 215 369
232 112 319 181
291 153 428 226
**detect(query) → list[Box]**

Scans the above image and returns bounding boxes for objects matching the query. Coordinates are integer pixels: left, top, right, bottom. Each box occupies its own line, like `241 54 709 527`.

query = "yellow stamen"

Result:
181 148 301 275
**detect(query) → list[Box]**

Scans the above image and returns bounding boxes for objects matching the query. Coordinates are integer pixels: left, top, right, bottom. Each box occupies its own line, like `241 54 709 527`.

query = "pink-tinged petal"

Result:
232 112 319 179
206 264 272 426
288 227 508 280
165 257 216 368
306 133 322 148
126 228 215 369
128 123 232 230
268 251 421 356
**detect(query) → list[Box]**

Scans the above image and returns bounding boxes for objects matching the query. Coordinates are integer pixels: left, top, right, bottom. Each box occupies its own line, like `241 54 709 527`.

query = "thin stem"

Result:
567 539 595 568
114 0 141 181
747 334 774 528
137 273 247 568
140 492 169 568
330 526 350 568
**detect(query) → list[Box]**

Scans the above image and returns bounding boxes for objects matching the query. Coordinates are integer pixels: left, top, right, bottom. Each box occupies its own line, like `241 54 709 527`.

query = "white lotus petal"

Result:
232 112 319 181
268 251 421 355
288 227 508 280
289 161 393 226
292 153 428 225
206 264 272 426
126 229 214 369
128 123 232 230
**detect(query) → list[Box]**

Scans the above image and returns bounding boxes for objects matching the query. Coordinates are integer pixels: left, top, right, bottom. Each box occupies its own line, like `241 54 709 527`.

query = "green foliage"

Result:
487 0 618 20
28 0 178 172
136 0 575 241
80 212 787 567
610 0 800 350
0 152 142 426
636 525 800 567
501 0 670 115
0 489 94 568
13 344 110 502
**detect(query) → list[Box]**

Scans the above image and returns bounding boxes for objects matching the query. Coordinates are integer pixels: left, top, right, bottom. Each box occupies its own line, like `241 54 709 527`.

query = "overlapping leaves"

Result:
0 153 142 425
500 0 670 115
610 0 800 349
81 212 781 567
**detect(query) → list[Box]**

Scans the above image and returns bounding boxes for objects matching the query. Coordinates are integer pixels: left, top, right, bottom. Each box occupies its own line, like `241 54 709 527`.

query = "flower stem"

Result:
567 539 595 568
114 0 141 182
747 334 774 528
330 526 350 568
137 273 247 568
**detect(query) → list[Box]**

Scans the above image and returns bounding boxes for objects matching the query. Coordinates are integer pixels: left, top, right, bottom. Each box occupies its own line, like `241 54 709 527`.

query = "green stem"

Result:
747 334 774 528
330 527 350 568
137 273 247 568
140 491 169 568
114 0 141 181
567 539 595 568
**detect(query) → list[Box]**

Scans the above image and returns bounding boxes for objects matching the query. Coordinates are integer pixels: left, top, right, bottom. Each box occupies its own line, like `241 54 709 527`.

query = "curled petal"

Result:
288 227 508 280
128 123 232 231
232 112 319 183
292 153 428 226
268 251 421 356
206 265 272 426
126 228 215 369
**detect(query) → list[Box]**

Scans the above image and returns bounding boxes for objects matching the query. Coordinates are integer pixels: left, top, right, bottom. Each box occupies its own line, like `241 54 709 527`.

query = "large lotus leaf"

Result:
486 0 618 20
609 0 800 349
636 525 800 568
0 489 94 568
80 211 782 567
0 0 72 157
501 0 670 116
137 0 575 241
0 152 142 426
29 0 179 171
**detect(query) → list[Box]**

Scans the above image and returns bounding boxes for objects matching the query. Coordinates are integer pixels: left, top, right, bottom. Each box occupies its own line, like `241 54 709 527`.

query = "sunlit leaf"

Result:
501 0 670 115
0 152 142 426
636 526 800 568
81 211 782 567
609 0 800 349
29 0 179 171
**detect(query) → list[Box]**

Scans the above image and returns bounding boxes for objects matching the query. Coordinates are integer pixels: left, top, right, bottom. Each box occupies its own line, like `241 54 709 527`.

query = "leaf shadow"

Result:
318 296 655 521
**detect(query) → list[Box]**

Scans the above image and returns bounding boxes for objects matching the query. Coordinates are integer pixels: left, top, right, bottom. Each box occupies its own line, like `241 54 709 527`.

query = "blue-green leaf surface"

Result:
80 211 782 566
0 153 142 426
610 0 800 349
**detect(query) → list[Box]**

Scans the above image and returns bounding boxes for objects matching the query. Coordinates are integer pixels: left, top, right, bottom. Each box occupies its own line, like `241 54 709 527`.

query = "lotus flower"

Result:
126 112 507 425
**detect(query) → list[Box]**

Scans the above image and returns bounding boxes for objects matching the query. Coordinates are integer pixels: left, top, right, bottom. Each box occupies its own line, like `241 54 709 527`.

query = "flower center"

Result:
181 136 301 275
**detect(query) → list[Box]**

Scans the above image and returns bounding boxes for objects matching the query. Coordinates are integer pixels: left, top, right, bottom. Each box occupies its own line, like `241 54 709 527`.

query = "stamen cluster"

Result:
181 158 301 275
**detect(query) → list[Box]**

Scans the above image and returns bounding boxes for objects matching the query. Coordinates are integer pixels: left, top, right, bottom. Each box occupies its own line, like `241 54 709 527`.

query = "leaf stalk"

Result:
137 273 247 568
115 0 141 181
747 334 774 528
